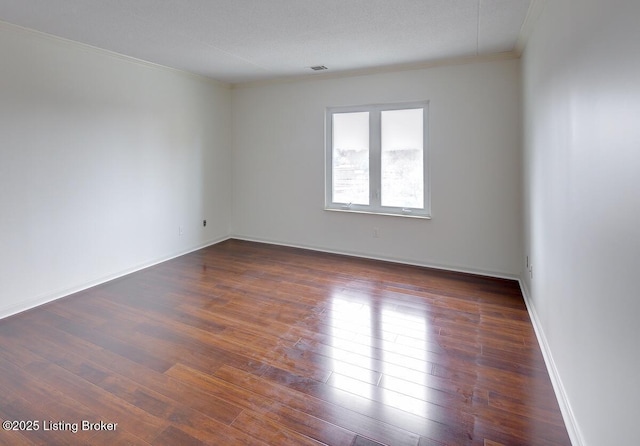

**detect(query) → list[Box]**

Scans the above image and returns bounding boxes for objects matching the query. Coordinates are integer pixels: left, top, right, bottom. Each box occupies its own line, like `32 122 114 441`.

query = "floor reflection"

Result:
327 289 436 416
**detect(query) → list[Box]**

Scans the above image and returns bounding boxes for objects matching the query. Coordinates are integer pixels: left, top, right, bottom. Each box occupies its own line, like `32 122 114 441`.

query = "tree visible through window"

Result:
325 101 430 217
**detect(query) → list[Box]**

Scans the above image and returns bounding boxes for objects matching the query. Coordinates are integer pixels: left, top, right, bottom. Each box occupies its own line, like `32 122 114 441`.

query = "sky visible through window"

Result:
381 108 423 208
332 112 370 205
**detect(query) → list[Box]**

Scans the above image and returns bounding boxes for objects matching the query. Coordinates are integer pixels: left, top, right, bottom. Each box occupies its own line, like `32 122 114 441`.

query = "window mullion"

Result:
324 101 430 218
370 110 382 208
325 112 334 207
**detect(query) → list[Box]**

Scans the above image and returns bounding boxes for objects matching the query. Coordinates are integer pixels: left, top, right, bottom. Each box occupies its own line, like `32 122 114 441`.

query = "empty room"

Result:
0 1 638 445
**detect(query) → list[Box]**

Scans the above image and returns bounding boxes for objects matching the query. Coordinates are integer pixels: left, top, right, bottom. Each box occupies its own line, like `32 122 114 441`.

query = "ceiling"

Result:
0 0 532 84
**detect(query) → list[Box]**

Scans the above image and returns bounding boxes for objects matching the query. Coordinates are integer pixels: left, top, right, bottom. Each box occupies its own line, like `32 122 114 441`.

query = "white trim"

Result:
0 17 519 89
232 235 519 281
324 208 431 219
519 280 585 446
515 0 548 55
325 101 431 218
1 233 519 320
232 52 519 89
0 236 231 321
2 229 581 446
0 19 230 89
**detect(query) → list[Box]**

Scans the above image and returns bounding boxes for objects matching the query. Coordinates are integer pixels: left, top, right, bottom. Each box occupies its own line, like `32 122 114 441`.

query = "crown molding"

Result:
0 19 231 89
1 11 528 91
515 0 548 55
231 51 519 90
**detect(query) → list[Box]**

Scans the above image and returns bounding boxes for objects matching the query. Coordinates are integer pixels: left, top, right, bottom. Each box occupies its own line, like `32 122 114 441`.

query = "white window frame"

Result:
325 101 431 218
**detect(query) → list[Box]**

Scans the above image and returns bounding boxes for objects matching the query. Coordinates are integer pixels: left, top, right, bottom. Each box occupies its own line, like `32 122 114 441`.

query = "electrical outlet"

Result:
373 227 379 238
179 226 184 236
203 220 207 227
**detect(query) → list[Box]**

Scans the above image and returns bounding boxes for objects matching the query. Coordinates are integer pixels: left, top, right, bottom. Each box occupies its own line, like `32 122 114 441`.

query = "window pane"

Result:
332 112 369 205
381 108 423 208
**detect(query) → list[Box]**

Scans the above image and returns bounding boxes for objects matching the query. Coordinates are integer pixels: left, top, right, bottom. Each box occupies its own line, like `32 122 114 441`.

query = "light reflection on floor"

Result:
327 289 437 417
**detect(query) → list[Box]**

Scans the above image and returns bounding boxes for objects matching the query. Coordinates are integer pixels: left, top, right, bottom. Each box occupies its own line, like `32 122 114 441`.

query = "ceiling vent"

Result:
310 65 328 71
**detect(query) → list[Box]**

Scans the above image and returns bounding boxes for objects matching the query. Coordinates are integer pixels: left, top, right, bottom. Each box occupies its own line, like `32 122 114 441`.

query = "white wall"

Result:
231 59 523 277
522 0 640 444
0 22 232 318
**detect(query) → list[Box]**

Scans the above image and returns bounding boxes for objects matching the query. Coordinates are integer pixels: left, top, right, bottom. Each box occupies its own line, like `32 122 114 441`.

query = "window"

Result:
325 101 430 217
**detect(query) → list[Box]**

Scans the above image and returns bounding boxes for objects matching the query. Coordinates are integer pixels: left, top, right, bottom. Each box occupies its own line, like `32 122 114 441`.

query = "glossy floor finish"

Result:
0 240 571 445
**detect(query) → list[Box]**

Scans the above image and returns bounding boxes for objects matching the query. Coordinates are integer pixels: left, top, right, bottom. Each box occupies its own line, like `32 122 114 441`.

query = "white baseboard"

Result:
1 233 583 446
1 235 519 322
235 235 585 444
518 280 584 446
0 235 230 321
231 234 520 282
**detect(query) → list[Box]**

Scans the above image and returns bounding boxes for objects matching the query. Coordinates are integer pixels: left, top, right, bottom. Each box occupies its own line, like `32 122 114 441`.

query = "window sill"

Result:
324 208 431 219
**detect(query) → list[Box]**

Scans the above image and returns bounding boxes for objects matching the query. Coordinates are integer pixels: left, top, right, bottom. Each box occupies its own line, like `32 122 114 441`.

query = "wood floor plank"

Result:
166 363 357 446
256 365 474 445
0 239 570 445
213 365 421 446
151 425 207 446
231 410 326 446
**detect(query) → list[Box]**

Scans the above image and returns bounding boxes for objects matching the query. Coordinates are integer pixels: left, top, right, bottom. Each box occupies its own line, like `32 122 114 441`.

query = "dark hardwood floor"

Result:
0 239 571 445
